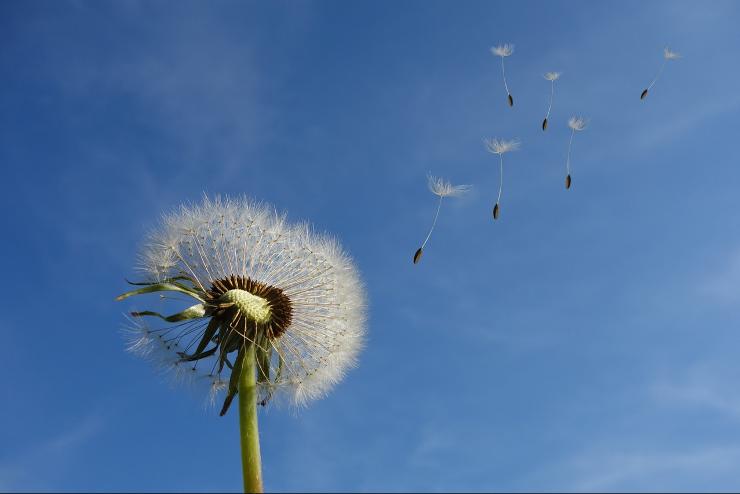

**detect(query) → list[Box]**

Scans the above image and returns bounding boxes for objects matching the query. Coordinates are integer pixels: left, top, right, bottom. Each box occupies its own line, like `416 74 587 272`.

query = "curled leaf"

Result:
131 303 206 322
116 283 205 303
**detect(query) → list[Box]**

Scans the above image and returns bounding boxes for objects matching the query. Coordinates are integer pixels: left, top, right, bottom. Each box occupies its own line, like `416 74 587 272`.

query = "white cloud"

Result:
652 361 740 420
553 445 740 492
0 414 104 491
697 249 740 305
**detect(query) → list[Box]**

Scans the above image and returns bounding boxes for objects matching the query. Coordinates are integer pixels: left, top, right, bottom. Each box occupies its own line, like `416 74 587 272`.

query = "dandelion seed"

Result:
484 138 520 219
413 175 470 264
117 195 366 492
542 72 561 130
491 43 515 107
641 47 680 100
565 116 588 189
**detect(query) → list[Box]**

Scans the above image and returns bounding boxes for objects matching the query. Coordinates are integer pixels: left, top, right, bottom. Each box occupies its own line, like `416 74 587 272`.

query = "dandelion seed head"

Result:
544 72 561 81
568 116 588 131
122 195 367 409
491 43 514 57
483 138 521 155
427 175 471 198
664 47 681 60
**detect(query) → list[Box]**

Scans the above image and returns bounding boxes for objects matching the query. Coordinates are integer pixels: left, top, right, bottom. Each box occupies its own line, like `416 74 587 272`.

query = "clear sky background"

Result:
2 1 740 492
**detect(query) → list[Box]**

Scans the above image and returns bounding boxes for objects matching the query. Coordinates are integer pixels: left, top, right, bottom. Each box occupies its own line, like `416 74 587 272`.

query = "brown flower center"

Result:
207 275 293 340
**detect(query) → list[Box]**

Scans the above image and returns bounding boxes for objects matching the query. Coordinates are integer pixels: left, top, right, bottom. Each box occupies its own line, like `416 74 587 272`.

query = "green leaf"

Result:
220 345 246 416
255 339 272 385
115 283 205 303
125 275 194 285
131 303 206 322
192 318 221 357
273 351 284 384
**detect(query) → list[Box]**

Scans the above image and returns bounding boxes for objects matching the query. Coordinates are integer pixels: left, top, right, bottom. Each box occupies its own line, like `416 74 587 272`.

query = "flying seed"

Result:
565 117 587 191
542 72 560 131
641 47 680 100
484 138 520 221
491 44 515 108
414 176 470 264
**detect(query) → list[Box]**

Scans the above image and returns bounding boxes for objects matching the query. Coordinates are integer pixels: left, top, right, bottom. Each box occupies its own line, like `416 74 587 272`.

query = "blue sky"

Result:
2 0 740 491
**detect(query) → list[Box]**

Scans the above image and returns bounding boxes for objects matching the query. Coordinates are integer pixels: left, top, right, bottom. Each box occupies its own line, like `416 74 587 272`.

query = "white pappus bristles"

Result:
121 195 367 410
641 46 680 100
491 43 515 107
483 138 520 220
542 72 561 131
413 175 470 265
565 116 588 189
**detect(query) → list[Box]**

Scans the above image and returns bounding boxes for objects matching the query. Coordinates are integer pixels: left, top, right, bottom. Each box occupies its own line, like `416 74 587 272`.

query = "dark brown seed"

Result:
493 203 500 219
640 88 648 100
565 174 572 189
508 94 514 107
413 247 423 264
542 118 548 131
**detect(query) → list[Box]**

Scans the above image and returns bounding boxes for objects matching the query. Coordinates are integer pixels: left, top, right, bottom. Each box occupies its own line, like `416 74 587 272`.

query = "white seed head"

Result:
568 116 588 131
491 43 514 57
483 137 521 155
664 47 681 60
544 71 561 81
126 195 367 408
427 175 471 198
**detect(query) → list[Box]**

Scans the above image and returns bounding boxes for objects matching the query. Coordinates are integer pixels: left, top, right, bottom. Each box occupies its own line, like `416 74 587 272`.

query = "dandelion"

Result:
484 138 520 219
413 175 470 264
491 43 515 107
117 195 366 493
542 72 561 130
641 47 680 100
564 116 588 189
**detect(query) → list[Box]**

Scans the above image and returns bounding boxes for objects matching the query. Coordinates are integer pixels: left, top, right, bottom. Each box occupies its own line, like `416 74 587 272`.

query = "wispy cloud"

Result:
0 414 104 491
697 248 740 305
550 445 740 492
652 362 740 420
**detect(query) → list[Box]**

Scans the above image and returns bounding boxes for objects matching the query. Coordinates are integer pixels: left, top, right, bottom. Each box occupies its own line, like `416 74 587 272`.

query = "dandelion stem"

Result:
239 343 263 493
546 80 555 119
648 59 666 91
421 195 443 249
497 154 504 204
500 56 510 95
566 128 575 175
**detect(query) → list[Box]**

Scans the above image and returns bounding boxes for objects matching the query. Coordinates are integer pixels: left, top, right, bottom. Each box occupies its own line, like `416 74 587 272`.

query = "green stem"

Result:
239 343 263 493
